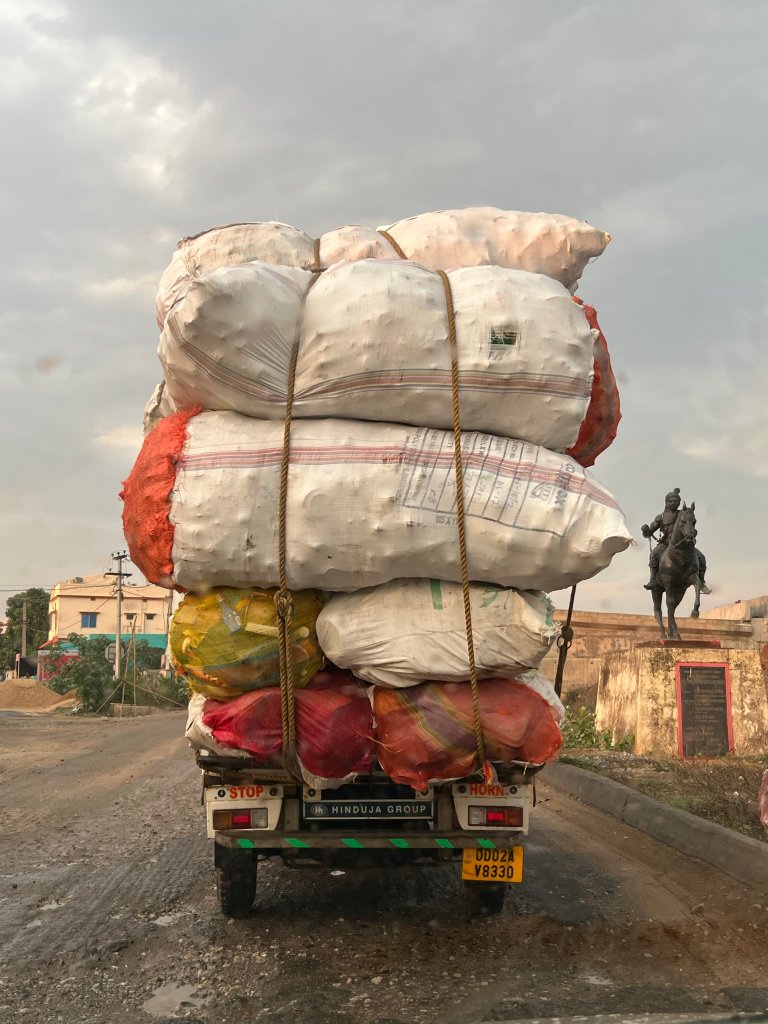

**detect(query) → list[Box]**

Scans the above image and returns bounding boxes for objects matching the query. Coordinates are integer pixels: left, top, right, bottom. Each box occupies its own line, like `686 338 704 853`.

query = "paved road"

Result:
0 714 766 1024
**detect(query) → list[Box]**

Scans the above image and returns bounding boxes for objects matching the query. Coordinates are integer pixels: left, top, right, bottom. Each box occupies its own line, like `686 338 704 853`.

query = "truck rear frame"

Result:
197 752 539 917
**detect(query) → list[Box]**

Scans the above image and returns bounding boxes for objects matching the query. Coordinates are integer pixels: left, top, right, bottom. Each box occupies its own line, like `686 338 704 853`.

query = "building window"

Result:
146 613 156 621
125 613 137 621
81 612 97 629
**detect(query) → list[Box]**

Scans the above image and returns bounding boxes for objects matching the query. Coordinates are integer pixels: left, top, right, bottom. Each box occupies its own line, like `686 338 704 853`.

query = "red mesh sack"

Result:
202 667 375 781
567 300 621 468
120 408 200 589
373 677 563 789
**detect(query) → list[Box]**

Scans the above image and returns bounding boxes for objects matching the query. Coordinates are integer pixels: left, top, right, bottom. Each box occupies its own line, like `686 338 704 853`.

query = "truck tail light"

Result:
213 808 269 830
468 805 524 827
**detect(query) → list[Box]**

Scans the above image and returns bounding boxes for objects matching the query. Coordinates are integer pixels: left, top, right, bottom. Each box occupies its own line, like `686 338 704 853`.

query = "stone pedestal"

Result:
596 645 768 757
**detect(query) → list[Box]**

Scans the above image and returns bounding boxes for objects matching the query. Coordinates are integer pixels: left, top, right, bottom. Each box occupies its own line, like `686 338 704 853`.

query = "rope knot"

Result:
274 589 294 621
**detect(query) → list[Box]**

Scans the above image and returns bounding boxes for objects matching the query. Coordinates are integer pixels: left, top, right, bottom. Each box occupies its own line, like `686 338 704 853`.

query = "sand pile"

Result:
0 678 77 712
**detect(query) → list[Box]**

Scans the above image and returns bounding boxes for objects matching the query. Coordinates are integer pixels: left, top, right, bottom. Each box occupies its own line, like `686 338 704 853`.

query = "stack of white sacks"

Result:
123 207 631 786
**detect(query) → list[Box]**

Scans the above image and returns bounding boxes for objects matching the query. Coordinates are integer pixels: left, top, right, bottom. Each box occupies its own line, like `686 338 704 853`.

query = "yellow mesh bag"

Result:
171 587 325 700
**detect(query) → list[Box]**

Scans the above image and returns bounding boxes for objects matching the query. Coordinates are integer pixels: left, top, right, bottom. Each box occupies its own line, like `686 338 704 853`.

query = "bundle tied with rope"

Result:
274 238 323 778
381 226 576 715
274 233 493 783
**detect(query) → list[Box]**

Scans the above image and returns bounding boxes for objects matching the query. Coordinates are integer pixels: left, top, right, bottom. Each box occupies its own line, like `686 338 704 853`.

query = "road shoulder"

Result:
543 761 768 890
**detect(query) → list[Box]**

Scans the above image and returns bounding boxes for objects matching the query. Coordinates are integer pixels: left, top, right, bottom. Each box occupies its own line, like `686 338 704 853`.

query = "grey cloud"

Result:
1 0 766 613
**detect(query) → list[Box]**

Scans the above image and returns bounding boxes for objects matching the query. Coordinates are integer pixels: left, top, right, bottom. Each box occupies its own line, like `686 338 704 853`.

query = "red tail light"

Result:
468 805 524 827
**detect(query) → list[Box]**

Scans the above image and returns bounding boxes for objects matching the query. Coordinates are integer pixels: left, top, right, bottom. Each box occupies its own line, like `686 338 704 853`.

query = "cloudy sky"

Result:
1 0 766 618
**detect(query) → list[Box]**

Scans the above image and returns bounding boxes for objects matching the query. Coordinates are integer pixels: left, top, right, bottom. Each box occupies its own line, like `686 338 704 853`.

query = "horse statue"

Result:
649 502 705 639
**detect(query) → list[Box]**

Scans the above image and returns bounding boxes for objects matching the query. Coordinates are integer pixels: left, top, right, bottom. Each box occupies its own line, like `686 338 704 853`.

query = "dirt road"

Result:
0 713 766 1024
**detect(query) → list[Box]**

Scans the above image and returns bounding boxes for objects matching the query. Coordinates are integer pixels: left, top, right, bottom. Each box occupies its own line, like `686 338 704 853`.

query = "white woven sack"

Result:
159 259 595 450
316 580 558 687
185 692 249 758
380 208 610 291
155 208 610 325
159 261 313 421
129 411 631 593
143 380 178 435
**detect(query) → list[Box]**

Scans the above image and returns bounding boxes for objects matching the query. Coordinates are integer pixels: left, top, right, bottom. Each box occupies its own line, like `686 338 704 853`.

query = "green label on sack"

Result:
430 579 443 610
489 328 518 347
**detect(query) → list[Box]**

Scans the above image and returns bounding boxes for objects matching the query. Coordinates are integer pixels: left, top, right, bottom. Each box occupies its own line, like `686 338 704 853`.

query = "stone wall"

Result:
595 646 768 756
541 609 755 709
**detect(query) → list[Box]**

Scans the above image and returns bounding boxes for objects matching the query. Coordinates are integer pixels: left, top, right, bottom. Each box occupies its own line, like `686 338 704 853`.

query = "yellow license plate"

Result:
461 846 523 883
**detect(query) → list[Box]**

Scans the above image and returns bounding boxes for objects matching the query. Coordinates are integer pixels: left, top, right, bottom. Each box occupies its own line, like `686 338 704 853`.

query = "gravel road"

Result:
0 713 766 1024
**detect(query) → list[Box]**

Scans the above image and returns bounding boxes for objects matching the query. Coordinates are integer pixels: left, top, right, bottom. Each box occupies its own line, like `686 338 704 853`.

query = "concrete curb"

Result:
542 762 768 890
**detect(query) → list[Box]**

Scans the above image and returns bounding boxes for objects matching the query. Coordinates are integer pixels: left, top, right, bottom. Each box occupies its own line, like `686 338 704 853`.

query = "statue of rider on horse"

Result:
641 488 711 639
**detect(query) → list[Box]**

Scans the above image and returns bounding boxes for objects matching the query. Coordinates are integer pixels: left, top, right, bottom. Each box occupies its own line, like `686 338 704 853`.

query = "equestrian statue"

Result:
641 487 711 640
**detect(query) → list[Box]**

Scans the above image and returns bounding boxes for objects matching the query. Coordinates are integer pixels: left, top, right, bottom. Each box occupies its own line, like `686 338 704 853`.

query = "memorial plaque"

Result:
676 663 732 758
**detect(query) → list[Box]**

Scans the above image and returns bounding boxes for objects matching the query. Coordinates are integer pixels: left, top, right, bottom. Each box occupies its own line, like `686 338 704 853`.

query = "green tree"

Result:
46 634 186 712
0 588 50 669
46 634 116 712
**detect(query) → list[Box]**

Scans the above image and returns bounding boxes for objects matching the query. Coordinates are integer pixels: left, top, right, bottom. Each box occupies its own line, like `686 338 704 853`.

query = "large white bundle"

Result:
155 208 610 325
316 580 558 687
122 410 632 594
379 208 610 289
159 259 596 449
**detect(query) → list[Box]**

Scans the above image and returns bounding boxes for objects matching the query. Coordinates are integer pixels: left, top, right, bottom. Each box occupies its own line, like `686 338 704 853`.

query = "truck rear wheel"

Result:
216 847 257 918
464 881 506 916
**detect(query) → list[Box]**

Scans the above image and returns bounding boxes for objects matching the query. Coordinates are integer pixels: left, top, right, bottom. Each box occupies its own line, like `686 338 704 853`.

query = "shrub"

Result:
562 706 633 751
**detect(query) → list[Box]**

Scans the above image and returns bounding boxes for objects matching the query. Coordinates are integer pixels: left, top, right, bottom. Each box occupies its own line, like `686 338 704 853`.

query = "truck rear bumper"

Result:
215 830 524 851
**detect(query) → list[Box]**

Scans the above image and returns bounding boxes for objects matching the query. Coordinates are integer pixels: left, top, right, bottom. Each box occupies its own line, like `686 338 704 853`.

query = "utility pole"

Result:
105 552 132 679
21 599 27 660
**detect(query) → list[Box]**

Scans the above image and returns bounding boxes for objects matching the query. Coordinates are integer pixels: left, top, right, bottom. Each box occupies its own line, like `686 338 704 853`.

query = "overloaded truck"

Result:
198 750 536 917
121 208 628 917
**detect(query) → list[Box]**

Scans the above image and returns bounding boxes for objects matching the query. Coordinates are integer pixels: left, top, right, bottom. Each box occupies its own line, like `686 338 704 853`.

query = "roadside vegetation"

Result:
560 708 767 843
46 633 187 713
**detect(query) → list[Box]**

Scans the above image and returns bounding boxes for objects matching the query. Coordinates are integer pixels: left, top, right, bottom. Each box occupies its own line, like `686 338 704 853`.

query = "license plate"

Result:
461 846 523 883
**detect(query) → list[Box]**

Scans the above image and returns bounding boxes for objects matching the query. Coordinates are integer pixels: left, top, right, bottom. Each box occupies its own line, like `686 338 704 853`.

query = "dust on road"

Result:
0 713 766 1024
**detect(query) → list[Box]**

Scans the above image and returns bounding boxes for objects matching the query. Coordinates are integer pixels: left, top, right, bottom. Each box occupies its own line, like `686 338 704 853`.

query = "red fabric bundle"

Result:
373 677 563 789
202 667 375 781
567 300 621 468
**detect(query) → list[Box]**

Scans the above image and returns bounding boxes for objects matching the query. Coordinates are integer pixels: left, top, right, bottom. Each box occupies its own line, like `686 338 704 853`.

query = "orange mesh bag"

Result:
373 676 563 789
567 300 621 468
120 408 200 588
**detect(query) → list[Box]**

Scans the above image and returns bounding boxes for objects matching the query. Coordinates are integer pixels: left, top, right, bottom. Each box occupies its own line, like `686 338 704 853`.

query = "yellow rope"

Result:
275 243 323 778
377 228 408 260
436 269 490 780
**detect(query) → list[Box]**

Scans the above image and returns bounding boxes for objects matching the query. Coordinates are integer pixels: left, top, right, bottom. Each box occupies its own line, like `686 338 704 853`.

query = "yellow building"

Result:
47 574 172 644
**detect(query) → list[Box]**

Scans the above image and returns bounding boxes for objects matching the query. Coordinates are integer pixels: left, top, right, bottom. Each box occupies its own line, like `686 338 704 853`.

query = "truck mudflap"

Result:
214 831 523 851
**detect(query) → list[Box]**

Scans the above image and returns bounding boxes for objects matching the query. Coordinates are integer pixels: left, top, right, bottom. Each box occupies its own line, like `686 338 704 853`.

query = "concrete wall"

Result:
596 646 768 757
702 595 768 644
541 608 755 708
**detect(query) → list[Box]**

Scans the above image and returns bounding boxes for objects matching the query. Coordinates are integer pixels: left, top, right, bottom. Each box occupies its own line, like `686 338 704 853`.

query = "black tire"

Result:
216 848 257 918
464 881 506 916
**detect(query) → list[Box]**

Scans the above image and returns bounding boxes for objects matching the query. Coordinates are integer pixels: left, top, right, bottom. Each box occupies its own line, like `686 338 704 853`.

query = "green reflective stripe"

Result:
389 838 410 849
285 838 310 849
429 579 443 610
477 838 496 849
237 839 256 849
435 838 454 849
341 838 364 848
